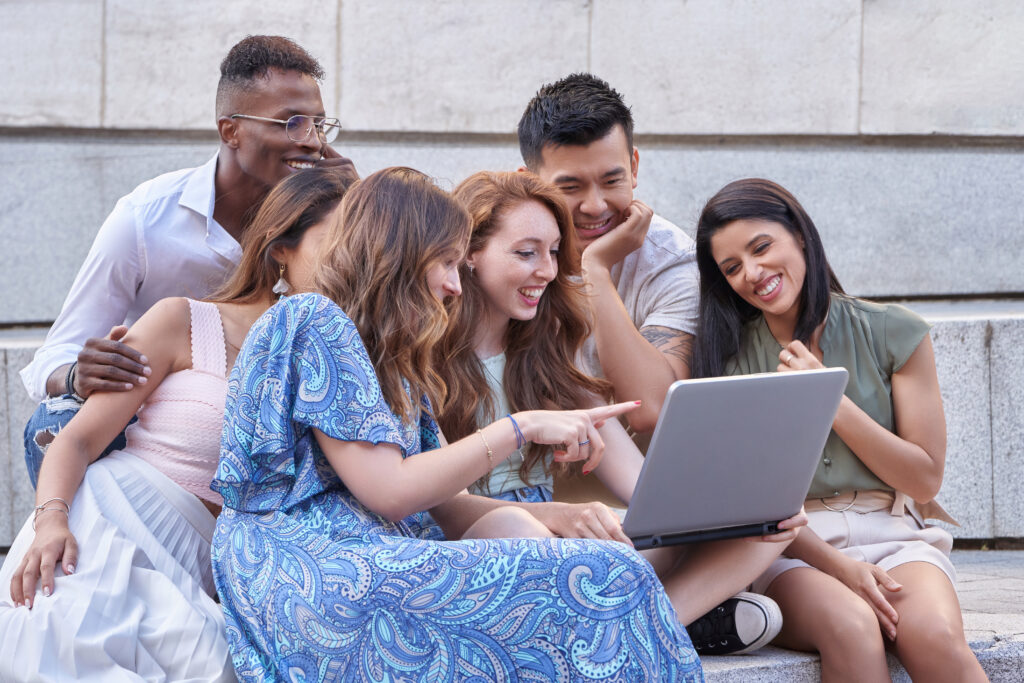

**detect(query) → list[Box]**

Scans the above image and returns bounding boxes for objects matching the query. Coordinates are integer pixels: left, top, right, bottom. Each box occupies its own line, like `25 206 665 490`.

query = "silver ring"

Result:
578 439 590 446
783 352 794 364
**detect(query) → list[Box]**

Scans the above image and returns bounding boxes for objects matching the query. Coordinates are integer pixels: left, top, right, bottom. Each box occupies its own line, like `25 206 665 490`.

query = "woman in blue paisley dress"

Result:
211 167 703 682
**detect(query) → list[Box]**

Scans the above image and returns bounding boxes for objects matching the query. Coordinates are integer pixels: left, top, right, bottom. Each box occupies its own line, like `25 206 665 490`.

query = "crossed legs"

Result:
649 538 788 625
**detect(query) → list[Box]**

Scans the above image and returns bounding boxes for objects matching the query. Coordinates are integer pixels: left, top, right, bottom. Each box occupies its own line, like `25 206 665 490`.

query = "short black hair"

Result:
216 35 324 116
517 73 634 170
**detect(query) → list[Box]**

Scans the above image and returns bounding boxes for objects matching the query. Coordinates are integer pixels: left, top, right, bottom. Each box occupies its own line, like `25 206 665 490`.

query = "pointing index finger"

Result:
585 401 641 426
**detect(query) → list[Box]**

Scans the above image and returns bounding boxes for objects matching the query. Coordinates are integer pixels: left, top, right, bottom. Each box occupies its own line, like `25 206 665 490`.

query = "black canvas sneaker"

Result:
686 592 782 655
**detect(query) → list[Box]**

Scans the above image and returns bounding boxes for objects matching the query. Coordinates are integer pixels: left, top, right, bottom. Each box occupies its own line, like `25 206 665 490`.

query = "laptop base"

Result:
631 520 784 550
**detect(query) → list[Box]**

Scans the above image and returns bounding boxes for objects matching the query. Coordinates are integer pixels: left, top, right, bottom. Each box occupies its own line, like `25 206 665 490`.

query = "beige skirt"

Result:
752 489 956 594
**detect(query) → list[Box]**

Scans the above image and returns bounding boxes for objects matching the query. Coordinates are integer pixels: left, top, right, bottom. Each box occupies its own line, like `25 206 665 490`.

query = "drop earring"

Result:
272 264 292 299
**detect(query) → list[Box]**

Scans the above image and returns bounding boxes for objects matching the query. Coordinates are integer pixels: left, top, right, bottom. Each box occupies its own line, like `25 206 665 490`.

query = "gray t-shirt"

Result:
580 213 700 378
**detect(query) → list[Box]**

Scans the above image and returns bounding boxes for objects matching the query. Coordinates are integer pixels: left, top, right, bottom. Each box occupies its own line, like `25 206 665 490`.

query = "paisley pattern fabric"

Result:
212 293 702 682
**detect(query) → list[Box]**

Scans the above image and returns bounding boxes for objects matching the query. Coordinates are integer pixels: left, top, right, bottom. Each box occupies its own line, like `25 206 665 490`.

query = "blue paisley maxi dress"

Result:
211 293 702 682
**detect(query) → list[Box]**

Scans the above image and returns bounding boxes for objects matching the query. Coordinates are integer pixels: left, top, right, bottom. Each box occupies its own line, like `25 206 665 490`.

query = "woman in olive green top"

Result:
692 179 985 682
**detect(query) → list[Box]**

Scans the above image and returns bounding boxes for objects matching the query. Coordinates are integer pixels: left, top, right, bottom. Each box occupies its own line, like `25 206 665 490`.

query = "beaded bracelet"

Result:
506 413 526 450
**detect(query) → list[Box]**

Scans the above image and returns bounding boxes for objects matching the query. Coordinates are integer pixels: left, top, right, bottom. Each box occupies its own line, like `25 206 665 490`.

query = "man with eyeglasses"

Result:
19 35 357 486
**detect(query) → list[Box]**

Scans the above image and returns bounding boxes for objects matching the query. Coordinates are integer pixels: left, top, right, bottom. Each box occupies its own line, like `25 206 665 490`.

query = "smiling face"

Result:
532 125 638 251
467 200 561 334
710 218 807 329
228 68 327 190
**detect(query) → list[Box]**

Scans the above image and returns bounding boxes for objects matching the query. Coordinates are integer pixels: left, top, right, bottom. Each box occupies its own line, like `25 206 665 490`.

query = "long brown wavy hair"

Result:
209 166 355 304
314 167 471 422
437 171 612 483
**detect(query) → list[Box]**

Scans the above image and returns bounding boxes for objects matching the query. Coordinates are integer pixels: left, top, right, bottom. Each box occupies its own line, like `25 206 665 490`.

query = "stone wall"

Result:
1 1 1022 542
2 1 1022 323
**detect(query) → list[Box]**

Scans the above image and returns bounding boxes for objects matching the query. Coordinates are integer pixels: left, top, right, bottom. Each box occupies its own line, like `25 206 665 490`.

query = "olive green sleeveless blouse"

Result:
725 295 930 499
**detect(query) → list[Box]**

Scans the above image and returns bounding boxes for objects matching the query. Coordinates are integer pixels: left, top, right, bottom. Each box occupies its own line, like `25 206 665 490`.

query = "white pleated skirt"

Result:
0 451 235 682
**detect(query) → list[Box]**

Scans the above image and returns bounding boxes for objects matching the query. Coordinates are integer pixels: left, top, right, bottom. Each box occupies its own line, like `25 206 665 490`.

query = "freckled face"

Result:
710 219 807 324
467 200 561 330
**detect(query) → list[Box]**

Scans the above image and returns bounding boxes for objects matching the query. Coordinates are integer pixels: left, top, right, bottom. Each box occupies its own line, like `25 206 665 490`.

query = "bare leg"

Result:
765 567 890 682
657 538 787 624
885 562 986 682
461 507 555 539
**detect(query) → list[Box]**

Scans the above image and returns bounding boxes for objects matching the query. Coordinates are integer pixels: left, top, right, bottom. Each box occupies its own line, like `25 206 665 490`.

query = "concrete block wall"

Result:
1 2 1022 542
1 1 1022 324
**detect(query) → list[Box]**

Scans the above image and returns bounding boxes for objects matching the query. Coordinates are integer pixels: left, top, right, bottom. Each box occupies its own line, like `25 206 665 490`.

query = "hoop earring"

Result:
272 264 292 299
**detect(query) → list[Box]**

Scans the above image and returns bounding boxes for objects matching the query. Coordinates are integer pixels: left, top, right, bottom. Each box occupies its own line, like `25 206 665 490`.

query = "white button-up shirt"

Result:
20 153 241 401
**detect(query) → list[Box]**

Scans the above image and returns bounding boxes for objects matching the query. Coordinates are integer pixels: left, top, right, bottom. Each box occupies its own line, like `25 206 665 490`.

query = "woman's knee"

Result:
469 507 551 538
895 609 966 653
818 596 884 646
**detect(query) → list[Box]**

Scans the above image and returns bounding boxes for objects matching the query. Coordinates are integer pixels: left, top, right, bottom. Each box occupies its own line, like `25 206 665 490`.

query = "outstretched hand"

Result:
74 325 151 397
518 401 641 475
9 516 78 609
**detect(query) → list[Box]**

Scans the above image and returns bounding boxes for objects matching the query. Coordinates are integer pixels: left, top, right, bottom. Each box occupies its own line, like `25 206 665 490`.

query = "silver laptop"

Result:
623 367 848 549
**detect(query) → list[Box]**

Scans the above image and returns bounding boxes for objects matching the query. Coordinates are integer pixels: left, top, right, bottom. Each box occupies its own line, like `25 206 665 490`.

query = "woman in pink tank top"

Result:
0 167 355 682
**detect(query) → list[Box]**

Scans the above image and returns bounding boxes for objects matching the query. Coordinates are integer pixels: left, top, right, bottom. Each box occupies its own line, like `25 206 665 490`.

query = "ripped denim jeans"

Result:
23 394 129 489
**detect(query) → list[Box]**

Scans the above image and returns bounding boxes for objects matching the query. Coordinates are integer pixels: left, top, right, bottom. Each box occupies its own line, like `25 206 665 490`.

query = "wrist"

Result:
67 361 84 399
32 508 70 532
580 252 612 278
507 412 528 450
819 551 854 580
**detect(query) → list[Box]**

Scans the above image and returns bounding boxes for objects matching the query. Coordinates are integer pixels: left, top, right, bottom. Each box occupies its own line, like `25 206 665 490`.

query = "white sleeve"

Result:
19 196 144 401
637 254 700 336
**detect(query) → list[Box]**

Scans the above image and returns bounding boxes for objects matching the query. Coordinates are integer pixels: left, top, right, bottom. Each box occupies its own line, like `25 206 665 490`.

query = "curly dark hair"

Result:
216 35 324 115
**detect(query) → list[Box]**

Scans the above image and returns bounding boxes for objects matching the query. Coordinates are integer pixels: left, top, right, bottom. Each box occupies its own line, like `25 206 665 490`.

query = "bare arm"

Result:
11 298 190 606
433 412 644 544
316 403 639 523
581 201 691 433
783 336 945 502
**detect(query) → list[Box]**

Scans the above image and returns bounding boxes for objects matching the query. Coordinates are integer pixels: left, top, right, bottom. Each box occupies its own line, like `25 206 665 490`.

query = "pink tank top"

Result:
125 299 227 505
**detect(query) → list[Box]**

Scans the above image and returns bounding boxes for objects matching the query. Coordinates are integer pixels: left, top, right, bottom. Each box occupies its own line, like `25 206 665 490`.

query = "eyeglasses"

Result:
229 114 341 144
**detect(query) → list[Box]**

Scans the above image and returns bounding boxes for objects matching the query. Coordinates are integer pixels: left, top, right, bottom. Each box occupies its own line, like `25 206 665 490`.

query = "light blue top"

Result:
467 352 553 497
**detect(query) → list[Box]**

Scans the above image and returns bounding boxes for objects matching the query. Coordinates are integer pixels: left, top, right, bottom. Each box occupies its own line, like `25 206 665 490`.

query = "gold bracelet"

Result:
476 428 494 463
